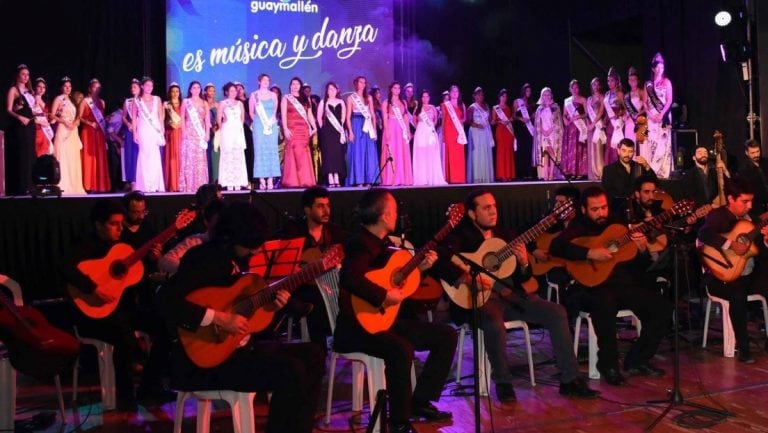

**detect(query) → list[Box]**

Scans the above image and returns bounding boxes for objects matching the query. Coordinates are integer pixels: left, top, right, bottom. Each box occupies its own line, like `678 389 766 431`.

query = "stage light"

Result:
715 11 732 27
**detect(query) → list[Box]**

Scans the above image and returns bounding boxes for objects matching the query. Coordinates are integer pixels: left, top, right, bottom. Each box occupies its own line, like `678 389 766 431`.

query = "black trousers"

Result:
171 340 325 433
577 280 673 371
334 319 457 425
705 272 768 354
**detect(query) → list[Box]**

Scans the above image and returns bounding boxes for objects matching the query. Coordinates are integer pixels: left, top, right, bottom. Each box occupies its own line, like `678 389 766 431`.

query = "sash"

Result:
350 92 376 139
418 109 438 147
564 97 588 142
136 97 166 146
30 96 54 150
391 104 410 143
324 102 346 144
184 99 208 149
444 101 468 145
645 81 670 127
165 101 182 128
493 105 515 135
586 98 606 145
85 97 108 134
603 93 624 148
286 94 312 131
515 98 535 136
624 93 640 119
253 95 274 136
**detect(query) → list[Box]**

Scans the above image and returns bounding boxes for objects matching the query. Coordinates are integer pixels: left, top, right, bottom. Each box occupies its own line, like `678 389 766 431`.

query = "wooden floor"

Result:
12 307 768 433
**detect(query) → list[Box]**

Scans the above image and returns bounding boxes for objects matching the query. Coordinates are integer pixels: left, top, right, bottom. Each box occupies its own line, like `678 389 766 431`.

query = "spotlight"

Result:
715 10 732 27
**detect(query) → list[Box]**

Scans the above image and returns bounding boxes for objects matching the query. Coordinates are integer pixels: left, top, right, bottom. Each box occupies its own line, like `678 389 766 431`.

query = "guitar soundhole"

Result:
606 242 619 253
391 269 404 288
737 234 751 247
483 254 500 272
110 261 128 279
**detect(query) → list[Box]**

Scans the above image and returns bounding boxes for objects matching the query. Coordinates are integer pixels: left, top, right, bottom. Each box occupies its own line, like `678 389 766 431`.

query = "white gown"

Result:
412 106 446 186
134 95 166 192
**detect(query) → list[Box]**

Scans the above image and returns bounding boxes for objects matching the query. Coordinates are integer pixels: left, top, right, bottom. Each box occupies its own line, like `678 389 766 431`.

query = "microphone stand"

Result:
371 156 393 187
450 251 526 433
542 150 573 184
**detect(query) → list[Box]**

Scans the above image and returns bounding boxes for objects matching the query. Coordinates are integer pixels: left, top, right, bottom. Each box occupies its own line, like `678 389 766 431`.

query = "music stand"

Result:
248 237 305 281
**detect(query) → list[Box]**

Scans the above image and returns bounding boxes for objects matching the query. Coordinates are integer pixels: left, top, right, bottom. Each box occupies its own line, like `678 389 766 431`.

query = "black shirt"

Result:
601 160 657 208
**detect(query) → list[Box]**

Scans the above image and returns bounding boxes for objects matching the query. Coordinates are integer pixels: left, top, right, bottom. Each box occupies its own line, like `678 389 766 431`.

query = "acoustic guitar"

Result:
699 215 768 283
68 209 197 319
351 203 465 334
179 244 344 368
530 231 565 276
565 199 694 287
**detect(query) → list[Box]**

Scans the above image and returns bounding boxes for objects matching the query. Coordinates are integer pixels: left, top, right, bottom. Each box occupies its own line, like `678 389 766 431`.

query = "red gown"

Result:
34 105 51 157
80 99 111 192
494 105 516 181
441 102 466 183
164 102 182 192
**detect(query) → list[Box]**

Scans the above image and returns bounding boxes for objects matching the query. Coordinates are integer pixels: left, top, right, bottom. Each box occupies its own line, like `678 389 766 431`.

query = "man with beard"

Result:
737 139 768 219
431 189 598 403
601 138 657 210
550 186 672 386
682 145 726 206
279 186 347 344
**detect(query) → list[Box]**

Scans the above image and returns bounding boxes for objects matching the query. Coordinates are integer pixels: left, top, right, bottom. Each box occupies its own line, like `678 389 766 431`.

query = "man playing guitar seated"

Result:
334 189 457 433
163 201 325 433
698 176 768 364
550 186 672 386
431 189 598 402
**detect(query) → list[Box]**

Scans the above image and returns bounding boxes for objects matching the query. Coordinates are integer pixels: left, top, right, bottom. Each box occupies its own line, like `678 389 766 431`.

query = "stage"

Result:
0 179 685 302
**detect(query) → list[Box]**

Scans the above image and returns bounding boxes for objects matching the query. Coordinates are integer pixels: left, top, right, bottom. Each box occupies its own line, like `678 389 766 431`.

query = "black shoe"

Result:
738 352 756 364
559 377 600 398
391 421 416 433
598 367 627 386
412 402 452 421
495 382 517 402
624 362 666 377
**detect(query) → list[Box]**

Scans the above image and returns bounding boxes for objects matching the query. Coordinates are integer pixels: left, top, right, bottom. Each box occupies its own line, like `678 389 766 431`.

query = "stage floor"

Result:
12 303 768 433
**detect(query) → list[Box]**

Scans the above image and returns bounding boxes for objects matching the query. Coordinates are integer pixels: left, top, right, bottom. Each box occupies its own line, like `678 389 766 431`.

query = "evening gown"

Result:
467 103 494 183
412 106 446 186
646 80 672 178
179 100 209 193
493 105 515 181
381 104 413 186
441 102 466 184
164 102 182 192
80 98 111 192
282 99 316 187
134 96 166 192
603 90 623 166
512 100 536 179
562 98 588 178
121 98 139 183
53 96 86 195
318 101 346 179
346 109 378 186
5 88 36 195
218 102 249 189
251 97 281 179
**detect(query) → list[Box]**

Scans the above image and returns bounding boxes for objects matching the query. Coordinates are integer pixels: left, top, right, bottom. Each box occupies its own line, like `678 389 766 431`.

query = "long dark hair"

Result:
387 81 403 107
414 89 430 117
186 80 202 98
289 76 309 107
323 81 339 105
497 88 511 109
13 64 32 93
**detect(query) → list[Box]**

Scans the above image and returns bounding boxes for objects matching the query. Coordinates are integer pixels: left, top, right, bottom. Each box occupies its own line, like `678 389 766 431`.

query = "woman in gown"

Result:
163 83 182 192
179 81 210 193
32 78 53 157
624 67 648 158
121 79 141 190
533 87 563 181
562 79 589 179
603 67 625 166
441 84 467 184
217 82 249 190
4 64 37 195
586 77 606 180
645 52 673 178
132 77 165 192
51 77 85 195
316 81 346 187
250 74 281 190
281 76 317 188
78 78 111 192
512 83 536 180
466 87 494 183
412 89 446 186
345 76 378 186
204 83 220 183
380 81 413 186
490 89 515 181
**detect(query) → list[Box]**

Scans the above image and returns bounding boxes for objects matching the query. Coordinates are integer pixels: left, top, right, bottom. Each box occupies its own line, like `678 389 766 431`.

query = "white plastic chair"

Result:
702 287 768 358
285 316 310 342
72 329 116 410
573 309 642 379
454 321 535 396
0 274 67 428
173 390 256 433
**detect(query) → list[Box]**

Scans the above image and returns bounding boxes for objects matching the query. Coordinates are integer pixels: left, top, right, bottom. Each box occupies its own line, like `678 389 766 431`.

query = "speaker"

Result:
672 129 698 170
32 154 60 186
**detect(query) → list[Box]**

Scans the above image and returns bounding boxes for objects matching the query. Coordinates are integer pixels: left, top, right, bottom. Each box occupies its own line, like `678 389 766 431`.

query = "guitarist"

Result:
62 199 143 411
335 189 456 433
163 201 325 433
550 186 672 386
277 186 347 344
698 176 768 364
431 189 598 402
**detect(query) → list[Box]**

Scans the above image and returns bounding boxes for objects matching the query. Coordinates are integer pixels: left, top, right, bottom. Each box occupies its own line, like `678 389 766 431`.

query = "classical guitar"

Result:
68 209 197 319
565 199 694 287
351 203 465 334
441 199 574 309
530 231 565 276
179 244 344 368
699 215 768 283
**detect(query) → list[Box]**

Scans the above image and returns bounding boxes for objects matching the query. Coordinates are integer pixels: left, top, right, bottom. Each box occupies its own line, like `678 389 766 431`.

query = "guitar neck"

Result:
397 216 458 281
237 259 328 315
616 208 678 247
123 223 180 267
497 214 557 261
